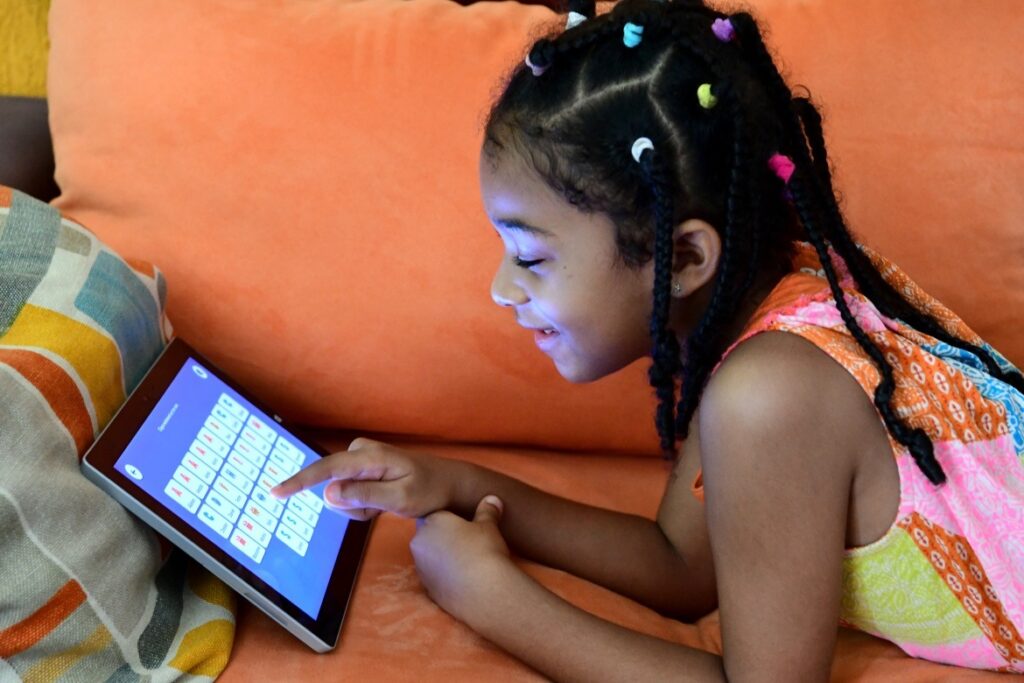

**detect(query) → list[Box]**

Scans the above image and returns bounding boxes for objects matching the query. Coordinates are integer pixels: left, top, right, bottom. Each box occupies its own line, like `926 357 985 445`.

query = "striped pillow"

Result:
0 187 235 680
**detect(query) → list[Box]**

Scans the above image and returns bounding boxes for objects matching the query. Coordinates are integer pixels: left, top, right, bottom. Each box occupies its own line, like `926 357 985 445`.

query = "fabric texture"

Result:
0 0 50 97
706 242 1024 672
0 186 236 681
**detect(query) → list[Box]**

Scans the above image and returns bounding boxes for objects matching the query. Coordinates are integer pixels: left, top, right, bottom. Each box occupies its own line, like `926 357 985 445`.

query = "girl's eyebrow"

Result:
495 218 554 237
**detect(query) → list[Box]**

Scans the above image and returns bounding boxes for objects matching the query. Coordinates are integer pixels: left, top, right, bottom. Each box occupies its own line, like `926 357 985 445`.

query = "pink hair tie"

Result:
711 17 736 42
768 153 795 184
525 53 548 77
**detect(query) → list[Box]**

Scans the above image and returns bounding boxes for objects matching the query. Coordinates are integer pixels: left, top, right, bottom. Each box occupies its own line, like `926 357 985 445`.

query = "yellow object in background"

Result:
0 0 52 97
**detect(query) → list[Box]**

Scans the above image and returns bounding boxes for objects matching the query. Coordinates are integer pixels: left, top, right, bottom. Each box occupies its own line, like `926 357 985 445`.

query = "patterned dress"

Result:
704 241 1024 672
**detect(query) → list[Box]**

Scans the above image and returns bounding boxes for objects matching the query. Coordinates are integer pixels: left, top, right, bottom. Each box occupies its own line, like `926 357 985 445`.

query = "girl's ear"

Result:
670 218 721 298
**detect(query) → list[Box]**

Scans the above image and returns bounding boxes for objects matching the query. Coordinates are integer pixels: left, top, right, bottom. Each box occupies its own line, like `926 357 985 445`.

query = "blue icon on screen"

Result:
125 465 143 480
192 365 209 379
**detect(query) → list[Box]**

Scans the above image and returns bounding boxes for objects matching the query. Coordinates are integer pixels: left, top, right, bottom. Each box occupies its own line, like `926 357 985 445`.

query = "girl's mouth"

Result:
533 328 560 349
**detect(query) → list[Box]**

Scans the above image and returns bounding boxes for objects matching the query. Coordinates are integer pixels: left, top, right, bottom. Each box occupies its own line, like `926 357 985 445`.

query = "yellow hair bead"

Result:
697 83 718 109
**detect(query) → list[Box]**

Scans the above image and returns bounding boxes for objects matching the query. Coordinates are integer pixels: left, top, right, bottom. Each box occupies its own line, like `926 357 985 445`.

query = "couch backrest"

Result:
47 0 1023 454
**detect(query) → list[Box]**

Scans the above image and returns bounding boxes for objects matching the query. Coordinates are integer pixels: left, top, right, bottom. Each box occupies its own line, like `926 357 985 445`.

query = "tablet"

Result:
82 338 371 653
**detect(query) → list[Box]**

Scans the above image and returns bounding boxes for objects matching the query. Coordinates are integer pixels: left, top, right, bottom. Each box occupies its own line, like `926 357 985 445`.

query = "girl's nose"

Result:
491 261 528 307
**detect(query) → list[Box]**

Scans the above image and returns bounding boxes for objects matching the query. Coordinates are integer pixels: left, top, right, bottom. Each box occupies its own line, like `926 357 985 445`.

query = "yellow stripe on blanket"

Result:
20 622 112 683
168 619 235 678
0 304 125 430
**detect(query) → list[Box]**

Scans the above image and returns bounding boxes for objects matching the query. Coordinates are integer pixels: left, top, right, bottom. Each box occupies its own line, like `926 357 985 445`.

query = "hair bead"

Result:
697 83 718 109
623 22 644 48
631 137 654 163
566 11 587 29
524 53 548 77
768 153 796 184
711 17 736 42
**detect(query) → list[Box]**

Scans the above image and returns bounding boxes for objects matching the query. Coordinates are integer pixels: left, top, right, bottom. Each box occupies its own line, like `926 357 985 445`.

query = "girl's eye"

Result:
514 257 544 269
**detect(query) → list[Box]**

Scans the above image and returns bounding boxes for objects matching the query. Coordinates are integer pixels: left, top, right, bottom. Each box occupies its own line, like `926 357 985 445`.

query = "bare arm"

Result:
274 437 716 619
415 332 865 682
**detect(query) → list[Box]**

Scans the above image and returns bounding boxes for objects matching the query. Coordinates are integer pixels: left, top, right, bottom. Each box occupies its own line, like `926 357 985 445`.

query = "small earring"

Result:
672 281 683 296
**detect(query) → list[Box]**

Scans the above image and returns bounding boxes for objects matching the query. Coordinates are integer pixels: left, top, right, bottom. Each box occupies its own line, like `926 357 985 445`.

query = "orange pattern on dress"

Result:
899 513 1024 672
863 246 982 345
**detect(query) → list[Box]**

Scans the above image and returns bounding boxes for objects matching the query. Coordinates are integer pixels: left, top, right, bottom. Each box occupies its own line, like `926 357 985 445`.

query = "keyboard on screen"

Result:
163 393 325 563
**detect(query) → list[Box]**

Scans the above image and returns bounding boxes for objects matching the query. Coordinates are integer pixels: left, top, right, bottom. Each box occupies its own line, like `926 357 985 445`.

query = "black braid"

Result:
637 145 682 453
788 174 947 484
676 94 754 439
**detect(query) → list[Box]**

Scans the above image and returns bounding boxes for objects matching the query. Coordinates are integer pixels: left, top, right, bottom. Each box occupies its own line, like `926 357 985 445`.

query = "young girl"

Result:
274 0 1024 678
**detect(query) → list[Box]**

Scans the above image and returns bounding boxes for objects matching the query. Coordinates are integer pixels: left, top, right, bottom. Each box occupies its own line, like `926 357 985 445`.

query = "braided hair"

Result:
483 0 1024 486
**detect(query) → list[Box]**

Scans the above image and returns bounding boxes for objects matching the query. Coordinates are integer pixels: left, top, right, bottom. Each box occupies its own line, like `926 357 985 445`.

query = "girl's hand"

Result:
411 495 515 626
270 438 459 520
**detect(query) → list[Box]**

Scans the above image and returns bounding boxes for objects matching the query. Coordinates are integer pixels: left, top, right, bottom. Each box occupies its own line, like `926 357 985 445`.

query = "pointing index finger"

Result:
270 449 393 500
271 456 336 499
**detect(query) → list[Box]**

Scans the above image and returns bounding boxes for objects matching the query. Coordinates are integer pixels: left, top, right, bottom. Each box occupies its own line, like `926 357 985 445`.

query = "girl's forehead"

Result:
480 150 565 217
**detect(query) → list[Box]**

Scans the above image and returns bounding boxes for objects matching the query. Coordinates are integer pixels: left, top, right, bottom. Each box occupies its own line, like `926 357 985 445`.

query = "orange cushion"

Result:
46 0 1023 456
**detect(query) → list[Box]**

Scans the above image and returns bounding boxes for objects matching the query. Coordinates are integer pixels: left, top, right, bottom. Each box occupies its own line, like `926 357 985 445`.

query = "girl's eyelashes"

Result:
514 256 544 269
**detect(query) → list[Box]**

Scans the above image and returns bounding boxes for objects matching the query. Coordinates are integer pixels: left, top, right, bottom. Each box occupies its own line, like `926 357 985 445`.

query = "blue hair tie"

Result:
623 22 644 48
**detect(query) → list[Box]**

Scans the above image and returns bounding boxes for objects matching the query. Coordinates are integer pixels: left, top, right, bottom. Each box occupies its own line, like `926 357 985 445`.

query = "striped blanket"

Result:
0 187 235 681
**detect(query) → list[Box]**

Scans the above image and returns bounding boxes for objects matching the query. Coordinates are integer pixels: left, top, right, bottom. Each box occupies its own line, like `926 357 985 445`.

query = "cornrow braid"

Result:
636 144 682 452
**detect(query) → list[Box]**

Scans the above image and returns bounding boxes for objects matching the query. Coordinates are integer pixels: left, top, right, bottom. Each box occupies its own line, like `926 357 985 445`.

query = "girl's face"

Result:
480 151 656 383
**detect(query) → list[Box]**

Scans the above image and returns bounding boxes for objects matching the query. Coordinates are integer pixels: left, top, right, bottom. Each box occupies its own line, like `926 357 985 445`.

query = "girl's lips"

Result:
533 328 560 350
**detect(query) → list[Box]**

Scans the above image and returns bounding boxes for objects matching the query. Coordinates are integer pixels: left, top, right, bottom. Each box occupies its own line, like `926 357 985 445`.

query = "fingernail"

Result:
326 486 343 504
483 495 503 513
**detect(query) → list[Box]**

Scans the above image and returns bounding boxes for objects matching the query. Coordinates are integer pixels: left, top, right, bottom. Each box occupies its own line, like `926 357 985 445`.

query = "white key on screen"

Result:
268 449 300 476
287 497 319 528
205 492 241 524
164 481 201 513
275 525 309 556
212 405 243 432
189 440 223 471
198 504 232 538
181 454 216 485
226 452 260 481
212 476 247 509
197 427 230 457
245 415 278 445
237 514 272 547
231 529 265 563
255 474 277 492
250 488 284 517
232 442 266 470
243 500 278 534
220 463 254 495
173 466 209 498
239 427 272 456
203 416 237 446
272 438 303 464
295 489 324 513
281 511 314 542
218 393 249 423
262 462 288 484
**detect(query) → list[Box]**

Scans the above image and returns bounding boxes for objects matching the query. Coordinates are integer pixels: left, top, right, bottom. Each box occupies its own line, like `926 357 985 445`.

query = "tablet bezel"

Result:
82 337 371 652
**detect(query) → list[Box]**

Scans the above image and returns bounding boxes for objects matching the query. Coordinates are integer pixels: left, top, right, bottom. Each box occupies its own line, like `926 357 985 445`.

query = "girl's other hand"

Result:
270 438 457 520
411 496 514 625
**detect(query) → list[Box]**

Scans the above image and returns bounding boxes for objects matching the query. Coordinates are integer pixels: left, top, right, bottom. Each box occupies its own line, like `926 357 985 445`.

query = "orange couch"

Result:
44 0 1022 680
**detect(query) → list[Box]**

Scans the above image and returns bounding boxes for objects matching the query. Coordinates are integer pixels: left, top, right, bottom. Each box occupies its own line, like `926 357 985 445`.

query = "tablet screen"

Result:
113 357 347 620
